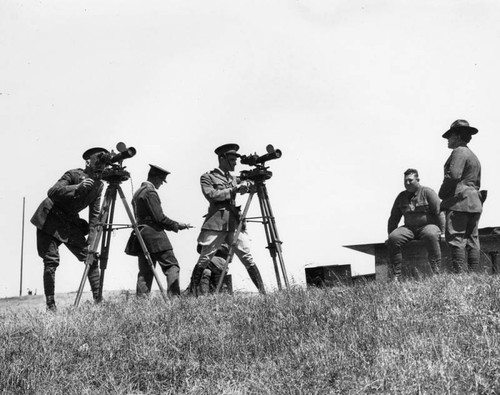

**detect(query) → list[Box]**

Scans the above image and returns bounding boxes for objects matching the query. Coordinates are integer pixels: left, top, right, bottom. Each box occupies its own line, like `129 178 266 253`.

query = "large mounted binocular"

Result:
93 142 136 182
240 144 282 166
98 142 136 165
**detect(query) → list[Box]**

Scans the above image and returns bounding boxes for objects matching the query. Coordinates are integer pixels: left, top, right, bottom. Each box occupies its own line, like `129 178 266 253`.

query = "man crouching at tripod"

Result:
31 147 108 311
128 164 192 297
188 143 266 295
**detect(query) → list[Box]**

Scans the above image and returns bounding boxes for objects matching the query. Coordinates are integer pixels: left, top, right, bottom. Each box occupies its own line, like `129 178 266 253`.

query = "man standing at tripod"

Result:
31 147 108 311
128 164 191 297
188 143 266 295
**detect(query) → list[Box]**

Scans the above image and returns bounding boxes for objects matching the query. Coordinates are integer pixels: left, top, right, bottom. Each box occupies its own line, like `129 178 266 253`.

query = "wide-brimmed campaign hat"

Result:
442 119 478 139
214 143 240 157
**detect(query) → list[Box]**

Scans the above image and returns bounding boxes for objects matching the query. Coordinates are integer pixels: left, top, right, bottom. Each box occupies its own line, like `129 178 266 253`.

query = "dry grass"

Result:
1 274 500 394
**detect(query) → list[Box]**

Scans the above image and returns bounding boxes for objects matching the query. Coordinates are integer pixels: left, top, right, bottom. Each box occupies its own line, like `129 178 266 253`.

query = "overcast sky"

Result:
2 0 500 298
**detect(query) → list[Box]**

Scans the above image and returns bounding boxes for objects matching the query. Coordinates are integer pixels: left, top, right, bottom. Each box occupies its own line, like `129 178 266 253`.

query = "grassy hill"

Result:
1 274 500 394
0 290 133 313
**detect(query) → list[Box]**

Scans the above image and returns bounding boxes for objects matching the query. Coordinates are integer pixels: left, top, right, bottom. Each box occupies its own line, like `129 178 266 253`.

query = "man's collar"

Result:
215 168 232 177
144 180 157 189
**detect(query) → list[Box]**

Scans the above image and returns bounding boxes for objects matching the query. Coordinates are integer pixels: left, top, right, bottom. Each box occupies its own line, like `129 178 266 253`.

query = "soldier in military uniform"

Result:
387 168 445 279
127 164 191 297
188 143 266 295
31 147 108 311
199 243 229 294
439 119 484 273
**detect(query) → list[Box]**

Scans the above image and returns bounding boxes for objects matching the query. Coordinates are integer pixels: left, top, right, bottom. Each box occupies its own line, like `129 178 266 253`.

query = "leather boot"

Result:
188 264 206 297
451 246 467 274
46 295 57 312
88 263 103 303
199 269 211 295
247 265 266 294
429 258 441 275
467 247 480 273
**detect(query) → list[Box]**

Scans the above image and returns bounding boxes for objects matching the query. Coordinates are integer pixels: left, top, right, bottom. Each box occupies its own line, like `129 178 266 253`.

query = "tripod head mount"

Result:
239 166 273 183
101 165 131 183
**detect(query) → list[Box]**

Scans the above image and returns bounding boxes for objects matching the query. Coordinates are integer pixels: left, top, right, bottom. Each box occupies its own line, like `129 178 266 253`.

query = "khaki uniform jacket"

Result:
30 168 103 245
388 185 444 235
200 168 239 232
439 145 482 213
129 181 179 254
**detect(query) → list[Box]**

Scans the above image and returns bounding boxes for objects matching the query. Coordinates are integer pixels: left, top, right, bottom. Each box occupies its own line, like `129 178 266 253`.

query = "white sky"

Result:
2 0 500 298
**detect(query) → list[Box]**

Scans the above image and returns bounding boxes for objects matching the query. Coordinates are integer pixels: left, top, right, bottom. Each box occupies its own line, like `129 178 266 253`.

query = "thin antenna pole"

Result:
19 197 25 297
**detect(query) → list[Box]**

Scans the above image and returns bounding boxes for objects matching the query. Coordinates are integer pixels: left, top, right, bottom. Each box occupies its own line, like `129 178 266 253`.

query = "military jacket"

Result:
439 145 482 213
388 186 443 234
199 168 239 232
130 181 179 253
30 168 103 244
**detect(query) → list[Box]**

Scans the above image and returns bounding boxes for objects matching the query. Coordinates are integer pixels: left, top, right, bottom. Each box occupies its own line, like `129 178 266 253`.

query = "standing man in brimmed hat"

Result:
31 147 109 311
127 164 192 297
439 119 485 273
188 143 266 295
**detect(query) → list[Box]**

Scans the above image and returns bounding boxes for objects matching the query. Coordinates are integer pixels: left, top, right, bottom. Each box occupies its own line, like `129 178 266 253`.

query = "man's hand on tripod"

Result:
178 223 194 230
233 182 251 195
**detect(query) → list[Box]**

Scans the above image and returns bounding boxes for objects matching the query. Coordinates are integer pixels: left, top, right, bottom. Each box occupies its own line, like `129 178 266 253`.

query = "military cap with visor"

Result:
214 143 240 157
149 164 170 179
82 147 109 160
442 119 478 139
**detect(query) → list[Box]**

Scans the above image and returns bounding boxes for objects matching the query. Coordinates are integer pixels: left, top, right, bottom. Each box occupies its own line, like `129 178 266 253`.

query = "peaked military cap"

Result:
82 147 109 160
442 119 478 139
149 164 170 178
214 143 240 157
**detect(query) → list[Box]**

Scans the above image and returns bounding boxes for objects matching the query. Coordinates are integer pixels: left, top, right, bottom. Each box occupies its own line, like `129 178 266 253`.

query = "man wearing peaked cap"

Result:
30 147 107 311
439 119 485 273
126 164 191 297
187 143 266 296
214 143 241 157
82 147 109 160
148 164 170 179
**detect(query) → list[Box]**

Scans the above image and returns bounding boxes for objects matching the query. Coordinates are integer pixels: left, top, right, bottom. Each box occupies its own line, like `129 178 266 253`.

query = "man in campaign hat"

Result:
31 147 109 311
439 119 485 273
187 143 266 295
126 164 192 297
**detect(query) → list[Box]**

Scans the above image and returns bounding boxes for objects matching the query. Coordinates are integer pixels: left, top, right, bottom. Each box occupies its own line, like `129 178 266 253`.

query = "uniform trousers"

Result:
195 229 256 271
36 229 100 298
388 224 441 277
444 210 481 273
137 249 180 297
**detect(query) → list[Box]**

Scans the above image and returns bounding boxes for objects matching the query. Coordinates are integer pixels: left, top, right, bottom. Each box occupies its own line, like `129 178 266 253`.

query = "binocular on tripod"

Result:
91 142 137 183
239 144 282 182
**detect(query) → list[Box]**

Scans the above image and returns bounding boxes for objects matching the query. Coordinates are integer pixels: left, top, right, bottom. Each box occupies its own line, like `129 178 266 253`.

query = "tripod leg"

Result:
117 186 169 302
74 186 113 307
97 187 118 300
256 183 289 289
215 191 256 294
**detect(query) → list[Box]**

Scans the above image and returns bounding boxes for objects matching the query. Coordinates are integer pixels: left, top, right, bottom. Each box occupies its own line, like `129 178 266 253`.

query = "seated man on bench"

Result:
387 168 445 280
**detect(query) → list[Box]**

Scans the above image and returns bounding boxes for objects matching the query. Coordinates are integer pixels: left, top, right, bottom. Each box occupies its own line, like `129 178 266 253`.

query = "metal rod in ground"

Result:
19 197 25 297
